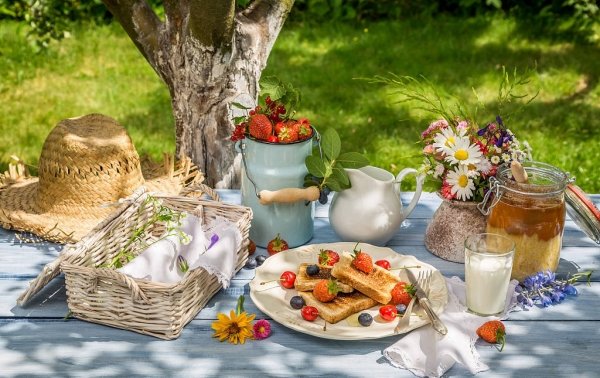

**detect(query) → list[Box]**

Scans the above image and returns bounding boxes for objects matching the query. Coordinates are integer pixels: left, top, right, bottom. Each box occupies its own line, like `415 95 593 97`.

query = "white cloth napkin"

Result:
383 276 519 377
117 214 241 287
188 217 242 289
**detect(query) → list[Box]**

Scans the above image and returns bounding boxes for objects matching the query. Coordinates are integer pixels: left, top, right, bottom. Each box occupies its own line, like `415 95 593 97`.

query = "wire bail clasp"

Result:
477 177 502 216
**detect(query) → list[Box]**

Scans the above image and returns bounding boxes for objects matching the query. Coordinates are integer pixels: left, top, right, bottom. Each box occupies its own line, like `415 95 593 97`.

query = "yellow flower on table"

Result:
212 310 256 344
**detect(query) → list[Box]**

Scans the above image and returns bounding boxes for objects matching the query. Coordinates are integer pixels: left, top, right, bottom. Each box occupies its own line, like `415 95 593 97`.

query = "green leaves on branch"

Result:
259 76 301 115
304 128 369 192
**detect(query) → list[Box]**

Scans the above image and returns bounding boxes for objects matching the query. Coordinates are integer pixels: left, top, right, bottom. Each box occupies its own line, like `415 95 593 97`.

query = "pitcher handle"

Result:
395 168 425 219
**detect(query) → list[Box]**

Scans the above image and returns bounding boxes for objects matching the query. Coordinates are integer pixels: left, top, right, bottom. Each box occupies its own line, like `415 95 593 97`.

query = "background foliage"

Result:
0 1 599 192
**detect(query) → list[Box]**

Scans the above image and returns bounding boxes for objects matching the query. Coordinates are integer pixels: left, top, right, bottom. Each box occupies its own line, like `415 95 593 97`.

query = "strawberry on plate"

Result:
351 244 373 274
267 234 289 256
390 282 415 306
313 279 339 303
318 249 340 267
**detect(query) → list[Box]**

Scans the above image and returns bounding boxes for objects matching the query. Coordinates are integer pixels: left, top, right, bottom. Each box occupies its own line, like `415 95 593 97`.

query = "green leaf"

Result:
305 155 327 178
326 178 343 192
330 166 350 186
232 116 246 125
230 102 250 110
337 152 369 168
321 128 341 160
259 76 286 101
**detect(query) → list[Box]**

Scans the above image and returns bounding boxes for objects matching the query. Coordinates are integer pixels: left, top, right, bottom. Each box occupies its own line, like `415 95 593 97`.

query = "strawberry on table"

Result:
318 249 340 267
313 279 339 303
247 240 256 256
390 282 415 306
248 114 273 140
267 234 289 256
351 244 373 274
477 320 506 351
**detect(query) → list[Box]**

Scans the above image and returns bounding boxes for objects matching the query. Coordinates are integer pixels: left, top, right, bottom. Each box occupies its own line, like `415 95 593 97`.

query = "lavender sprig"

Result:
516 270 592 308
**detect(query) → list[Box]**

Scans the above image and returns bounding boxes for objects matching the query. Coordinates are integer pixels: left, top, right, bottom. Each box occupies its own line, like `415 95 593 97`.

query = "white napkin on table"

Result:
117 214 241 288
383 276 519 377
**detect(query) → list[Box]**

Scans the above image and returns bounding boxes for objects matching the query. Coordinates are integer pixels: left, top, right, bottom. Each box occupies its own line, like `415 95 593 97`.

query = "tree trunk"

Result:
102 0 295 188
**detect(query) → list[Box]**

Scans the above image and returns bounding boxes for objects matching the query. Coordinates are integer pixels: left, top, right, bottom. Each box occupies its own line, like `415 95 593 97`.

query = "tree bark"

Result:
102 0 295 188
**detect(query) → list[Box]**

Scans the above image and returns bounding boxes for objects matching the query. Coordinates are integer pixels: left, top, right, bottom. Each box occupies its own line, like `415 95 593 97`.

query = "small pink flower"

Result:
440 182 455 200
457 120 468 130
423 144 435 155
253 319 271 340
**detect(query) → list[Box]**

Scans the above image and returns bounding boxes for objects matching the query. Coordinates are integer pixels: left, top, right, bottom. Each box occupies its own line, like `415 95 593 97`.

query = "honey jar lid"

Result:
565 184 600 244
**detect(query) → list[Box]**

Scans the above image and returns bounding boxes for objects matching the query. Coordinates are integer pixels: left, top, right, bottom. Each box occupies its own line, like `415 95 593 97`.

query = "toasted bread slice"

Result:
295 263 354 293
331 252 400 304
298 291 377 324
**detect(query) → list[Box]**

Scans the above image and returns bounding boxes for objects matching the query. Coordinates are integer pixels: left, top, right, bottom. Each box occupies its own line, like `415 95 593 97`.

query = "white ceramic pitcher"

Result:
328 166 424 246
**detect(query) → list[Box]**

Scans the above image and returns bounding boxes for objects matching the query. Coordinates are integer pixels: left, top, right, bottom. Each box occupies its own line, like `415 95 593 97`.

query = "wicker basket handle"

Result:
178 182 220 202
88 267 151 304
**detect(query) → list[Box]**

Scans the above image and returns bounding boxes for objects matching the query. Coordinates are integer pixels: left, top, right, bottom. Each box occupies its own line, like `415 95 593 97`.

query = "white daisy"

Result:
446 165 476 201
502 153 511 162
443 137 483 166
491 155 501 165
432 127 466 154
476 157 493 175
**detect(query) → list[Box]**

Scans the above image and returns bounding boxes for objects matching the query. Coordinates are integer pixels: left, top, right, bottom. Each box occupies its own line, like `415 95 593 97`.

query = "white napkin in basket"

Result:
117 214 241 287
383 276 519 377
189 217 242 289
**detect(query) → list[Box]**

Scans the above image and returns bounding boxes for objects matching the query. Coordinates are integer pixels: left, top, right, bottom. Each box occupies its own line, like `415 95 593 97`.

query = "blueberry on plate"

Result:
306 264 320 276
396 304 407 314
358 313 373 327
255 255 267 266
290 295 305 309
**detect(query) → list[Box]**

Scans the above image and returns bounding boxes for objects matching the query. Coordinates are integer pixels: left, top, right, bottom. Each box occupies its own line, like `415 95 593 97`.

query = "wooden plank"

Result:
0 318 598 377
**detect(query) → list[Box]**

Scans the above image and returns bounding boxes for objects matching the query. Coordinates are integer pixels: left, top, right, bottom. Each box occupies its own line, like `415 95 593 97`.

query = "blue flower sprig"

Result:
516 270 593 308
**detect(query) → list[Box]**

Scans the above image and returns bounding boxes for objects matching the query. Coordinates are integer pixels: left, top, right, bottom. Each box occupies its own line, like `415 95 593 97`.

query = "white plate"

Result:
249 242 448 340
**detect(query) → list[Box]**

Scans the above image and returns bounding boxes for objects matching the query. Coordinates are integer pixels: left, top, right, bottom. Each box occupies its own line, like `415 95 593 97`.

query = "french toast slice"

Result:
295 263 354 293
331 252 400 304
298 291 377 324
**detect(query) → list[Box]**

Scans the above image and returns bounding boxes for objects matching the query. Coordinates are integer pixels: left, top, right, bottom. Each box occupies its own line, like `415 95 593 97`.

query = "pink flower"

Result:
253 319 271 340
440 182 455 200
421 119 449 139
423 144 435 155
457 120 468 130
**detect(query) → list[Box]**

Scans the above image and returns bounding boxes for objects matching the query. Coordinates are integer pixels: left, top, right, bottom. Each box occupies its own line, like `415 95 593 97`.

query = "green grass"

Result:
1 16 599 192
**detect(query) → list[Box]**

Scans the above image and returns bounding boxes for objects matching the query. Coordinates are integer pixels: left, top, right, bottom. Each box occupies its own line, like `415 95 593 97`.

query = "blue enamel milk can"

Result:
239 136 318 248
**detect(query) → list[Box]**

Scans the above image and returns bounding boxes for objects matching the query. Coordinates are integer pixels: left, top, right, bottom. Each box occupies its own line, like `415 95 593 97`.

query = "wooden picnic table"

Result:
1 191 599 377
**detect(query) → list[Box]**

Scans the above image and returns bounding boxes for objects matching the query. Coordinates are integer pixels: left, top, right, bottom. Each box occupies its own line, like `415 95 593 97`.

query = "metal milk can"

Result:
238 135 317 248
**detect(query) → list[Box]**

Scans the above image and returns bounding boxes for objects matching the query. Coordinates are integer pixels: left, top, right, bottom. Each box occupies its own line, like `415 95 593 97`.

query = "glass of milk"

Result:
465 233 515 316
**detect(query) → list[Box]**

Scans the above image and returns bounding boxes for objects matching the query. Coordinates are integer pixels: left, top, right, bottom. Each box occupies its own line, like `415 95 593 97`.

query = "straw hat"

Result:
0 114 203 243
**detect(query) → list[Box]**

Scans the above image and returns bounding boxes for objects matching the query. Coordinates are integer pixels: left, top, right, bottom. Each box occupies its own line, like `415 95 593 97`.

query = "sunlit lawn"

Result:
1 16 599 191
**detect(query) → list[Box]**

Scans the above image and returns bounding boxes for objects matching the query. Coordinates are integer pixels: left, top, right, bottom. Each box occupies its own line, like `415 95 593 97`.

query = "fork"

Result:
394 271 428 333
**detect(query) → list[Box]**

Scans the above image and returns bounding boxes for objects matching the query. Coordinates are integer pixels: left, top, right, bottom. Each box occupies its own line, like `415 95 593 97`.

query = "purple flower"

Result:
207 234 219 250
540 294 552 307
564 284 578 296
253 319 271 340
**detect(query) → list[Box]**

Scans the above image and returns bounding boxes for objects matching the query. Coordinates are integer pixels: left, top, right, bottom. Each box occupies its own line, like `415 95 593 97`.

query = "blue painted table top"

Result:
1 191 599 377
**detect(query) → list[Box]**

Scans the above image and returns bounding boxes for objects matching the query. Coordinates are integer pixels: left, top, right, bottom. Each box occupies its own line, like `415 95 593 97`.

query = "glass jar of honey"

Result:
479 161 570 282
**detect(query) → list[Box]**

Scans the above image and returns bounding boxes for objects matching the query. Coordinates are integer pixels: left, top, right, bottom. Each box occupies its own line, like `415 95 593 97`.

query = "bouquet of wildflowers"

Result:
420 115 531 201
373 68 536 202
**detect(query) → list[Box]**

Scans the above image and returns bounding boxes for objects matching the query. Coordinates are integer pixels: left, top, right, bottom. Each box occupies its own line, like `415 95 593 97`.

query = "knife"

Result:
406 269 448 336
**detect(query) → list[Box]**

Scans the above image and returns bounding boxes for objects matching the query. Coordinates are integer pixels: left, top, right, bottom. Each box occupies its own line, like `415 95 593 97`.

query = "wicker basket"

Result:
60 185 252 340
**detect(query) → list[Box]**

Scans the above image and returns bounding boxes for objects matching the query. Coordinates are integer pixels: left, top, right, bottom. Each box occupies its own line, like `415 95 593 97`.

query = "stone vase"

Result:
424 197 487 263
